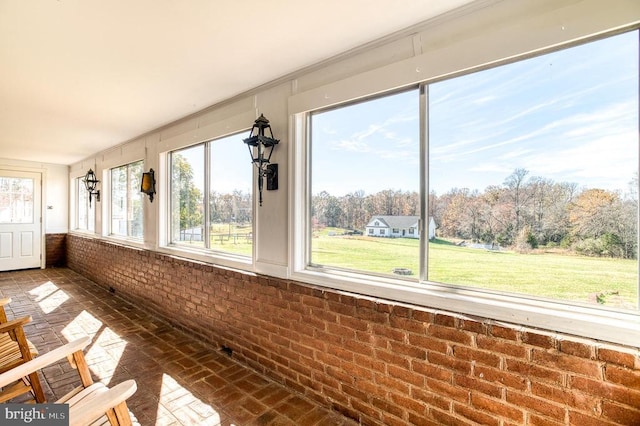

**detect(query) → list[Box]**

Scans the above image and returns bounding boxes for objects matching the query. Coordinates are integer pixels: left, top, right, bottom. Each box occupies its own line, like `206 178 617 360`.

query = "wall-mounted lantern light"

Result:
242 114 279 206
140 168 156 202
83 169 100 206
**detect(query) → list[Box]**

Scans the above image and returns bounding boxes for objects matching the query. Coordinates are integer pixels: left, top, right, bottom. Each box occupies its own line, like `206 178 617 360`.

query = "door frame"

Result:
0 165 46 270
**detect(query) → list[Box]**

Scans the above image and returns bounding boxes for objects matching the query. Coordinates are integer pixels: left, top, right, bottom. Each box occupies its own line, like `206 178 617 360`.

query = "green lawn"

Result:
209 223 253 256
312 232 638 309
176 223 253 256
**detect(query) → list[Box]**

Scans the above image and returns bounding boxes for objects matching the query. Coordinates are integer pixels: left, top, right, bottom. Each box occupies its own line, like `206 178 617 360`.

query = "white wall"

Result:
44 164 69 233
69 0 640 279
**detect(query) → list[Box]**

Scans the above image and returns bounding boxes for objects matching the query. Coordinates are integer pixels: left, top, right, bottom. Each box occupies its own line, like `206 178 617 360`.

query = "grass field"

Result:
176 223 253 256
312 229 638 309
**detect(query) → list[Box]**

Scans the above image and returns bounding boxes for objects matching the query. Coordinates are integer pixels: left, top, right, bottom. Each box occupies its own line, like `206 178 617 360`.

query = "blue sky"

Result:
175 132 252 195
312 30 638 197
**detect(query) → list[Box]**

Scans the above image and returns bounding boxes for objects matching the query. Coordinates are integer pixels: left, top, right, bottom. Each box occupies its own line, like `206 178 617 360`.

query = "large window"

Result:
427 30 638 308
110 160 143 239
307 30 639 311
75 177 95 232
310 90 419 276
169 132 252 257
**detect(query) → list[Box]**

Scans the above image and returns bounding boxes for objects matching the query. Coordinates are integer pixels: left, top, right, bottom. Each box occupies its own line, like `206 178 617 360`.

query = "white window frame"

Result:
289 21 640 346
108 160 144 241
71 175 95 234
85 140 147 244
157 109 256 271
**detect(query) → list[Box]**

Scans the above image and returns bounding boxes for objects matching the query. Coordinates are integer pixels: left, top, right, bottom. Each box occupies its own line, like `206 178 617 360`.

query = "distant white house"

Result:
365 215 436 240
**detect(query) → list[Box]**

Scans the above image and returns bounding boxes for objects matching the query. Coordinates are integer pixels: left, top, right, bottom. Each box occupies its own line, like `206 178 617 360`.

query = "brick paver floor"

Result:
0 267 357 426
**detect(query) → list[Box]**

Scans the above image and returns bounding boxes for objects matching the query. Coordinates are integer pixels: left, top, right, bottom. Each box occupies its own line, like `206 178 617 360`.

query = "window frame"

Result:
72 175 95 234
160 130 255 268
290 28 640 347
108 160 144 241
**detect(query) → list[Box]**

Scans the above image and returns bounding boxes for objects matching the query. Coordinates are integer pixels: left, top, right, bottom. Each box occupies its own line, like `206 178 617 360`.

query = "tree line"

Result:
171 154 252 233
173 153 637 259
312 168 638 259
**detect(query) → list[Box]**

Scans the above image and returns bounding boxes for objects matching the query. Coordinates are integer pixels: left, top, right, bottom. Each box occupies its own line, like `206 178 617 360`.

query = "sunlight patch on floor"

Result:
61 309 102 340
85 327 127 385
28 281 69 313
158 374 221 425
61 310 127 385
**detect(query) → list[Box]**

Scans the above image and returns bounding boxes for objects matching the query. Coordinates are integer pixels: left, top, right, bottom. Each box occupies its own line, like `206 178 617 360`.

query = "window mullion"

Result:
419 83 428 283
204 142 211 249
126 165 132 236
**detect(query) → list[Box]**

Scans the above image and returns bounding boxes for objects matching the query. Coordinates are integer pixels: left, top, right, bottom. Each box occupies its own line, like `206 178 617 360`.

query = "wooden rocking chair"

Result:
0 336 138 426
0 297 45 403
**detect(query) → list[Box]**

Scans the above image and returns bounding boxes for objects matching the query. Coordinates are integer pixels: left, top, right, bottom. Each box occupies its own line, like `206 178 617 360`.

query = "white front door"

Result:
0 170 42 271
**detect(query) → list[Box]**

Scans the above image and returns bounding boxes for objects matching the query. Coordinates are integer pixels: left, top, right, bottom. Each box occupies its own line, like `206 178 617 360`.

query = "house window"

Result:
75 177 94 232
301 30 639 312
110 160 143 238
310 89 419 276
169 132 252 257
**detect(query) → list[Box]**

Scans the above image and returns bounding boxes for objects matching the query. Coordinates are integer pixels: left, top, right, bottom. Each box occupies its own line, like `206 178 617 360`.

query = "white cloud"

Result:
333 137 370 152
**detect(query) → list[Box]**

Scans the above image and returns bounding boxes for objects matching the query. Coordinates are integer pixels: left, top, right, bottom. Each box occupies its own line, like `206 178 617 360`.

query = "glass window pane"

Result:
76 177 94 232
209 133 253 256
0 178 33 224
111 166 127 236
428 31 639 309
129 161 143 238
170 145 205 247
110 160 143 239
310 89 420 277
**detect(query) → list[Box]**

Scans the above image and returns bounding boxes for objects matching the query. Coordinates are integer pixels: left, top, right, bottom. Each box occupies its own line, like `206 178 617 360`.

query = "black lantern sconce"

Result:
140 168 156 202
82 169 100 206
243 114 279 206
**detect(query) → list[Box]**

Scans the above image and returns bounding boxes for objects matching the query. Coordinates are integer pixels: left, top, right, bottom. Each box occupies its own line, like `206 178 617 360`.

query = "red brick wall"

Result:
66 234 640 425
45 233 67 267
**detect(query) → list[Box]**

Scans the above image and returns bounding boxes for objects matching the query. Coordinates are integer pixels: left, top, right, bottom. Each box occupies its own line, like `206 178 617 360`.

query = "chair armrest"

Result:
0 298 12 323
69 380 137 426
0 316 32 334
0 337 91 388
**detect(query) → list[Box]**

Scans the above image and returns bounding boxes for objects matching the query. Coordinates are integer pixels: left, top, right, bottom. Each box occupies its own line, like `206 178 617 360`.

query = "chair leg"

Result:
107 402 134 426
27 371 45 403
11 321 45 402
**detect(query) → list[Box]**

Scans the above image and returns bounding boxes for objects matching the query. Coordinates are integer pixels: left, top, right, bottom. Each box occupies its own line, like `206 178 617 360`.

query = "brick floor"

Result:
0 268 357 426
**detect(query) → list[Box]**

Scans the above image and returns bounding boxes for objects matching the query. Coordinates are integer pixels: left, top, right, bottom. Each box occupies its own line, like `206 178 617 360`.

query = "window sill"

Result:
102 235 146 250
291 268 640 347
157 244 253 272
69 229 98 238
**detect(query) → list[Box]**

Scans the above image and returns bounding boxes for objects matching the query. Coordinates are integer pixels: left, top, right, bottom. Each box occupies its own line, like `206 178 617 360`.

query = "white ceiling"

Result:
0 0 476 165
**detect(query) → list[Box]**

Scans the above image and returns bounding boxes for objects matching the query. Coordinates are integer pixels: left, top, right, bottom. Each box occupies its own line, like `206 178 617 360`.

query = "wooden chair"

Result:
0 297 45 403
0 336 138 426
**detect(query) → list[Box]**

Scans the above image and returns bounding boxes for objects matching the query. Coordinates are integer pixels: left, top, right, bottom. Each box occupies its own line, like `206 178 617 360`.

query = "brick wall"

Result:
45 233 67 267
66 234 640 425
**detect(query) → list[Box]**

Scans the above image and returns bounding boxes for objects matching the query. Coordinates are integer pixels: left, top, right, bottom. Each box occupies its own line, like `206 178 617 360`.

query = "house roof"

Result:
368 215 419 229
